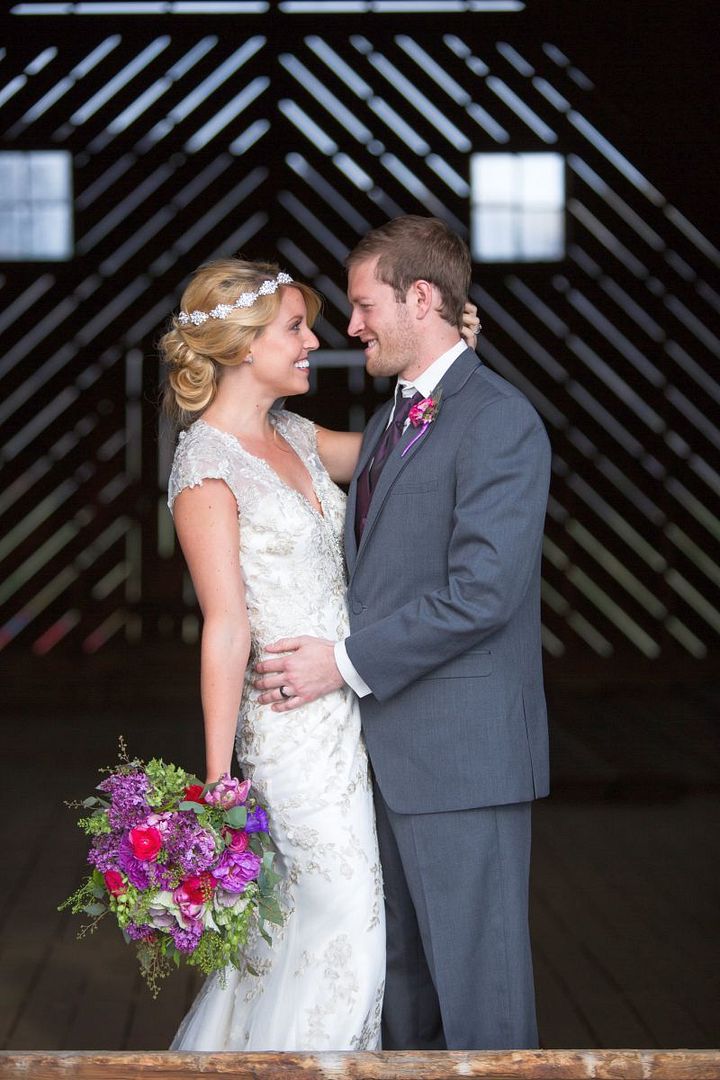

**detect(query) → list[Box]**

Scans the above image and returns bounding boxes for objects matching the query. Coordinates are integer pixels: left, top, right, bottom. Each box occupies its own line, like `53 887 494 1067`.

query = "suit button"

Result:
351 599 364 614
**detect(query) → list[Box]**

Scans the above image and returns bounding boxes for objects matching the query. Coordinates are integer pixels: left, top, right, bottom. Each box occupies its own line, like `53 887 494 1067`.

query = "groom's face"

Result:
347 257 416 377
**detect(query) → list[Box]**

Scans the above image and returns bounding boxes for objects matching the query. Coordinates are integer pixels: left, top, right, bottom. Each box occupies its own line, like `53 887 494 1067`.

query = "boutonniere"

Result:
401 389 443 457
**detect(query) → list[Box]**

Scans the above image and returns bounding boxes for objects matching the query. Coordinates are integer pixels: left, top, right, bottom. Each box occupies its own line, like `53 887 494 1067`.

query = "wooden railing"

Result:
1 1051 719 1080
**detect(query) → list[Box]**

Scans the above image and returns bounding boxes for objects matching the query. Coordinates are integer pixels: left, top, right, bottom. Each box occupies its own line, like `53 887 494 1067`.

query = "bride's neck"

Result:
204 375 276 443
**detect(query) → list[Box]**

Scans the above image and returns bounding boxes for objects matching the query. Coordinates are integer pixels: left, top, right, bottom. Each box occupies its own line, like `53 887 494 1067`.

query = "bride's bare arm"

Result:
173 479 250 784
315 427 363 485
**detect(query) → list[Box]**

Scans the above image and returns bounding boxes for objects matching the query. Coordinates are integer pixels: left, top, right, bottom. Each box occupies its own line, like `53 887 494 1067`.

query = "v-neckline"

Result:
197 416 325 519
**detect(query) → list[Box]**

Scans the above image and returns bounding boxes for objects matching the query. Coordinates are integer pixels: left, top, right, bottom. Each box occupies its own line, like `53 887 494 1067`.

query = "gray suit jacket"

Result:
344 349 551 815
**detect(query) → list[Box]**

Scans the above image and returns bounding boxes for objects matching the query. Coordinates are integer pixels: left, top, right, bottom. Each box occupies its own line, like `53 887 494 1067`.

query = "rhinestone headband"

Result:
177 271 294 327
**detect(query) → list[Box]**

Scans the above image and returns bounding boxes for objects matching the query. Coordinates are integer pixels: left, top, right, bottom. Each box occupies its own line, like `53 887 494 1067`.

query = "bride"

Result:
162 258 478 1051
163 258 383 1051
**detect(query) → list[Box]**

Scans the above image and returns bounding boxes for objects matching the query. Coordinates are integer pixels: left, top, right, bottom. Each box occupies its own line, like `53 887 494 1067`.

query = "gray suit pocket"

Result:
392 479 438 494
422 650 492 679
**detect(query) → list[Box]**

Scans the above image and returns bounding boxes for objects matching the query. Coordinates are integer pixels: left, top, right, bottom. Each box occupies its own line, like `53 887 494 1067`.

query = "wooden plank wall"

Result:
1 1050 720 1080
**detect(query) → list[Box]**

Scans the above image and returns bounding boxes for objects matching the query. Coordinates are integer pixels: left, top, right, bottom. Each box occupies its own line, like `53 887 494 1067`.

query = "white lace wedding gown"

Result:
167 411 384 1051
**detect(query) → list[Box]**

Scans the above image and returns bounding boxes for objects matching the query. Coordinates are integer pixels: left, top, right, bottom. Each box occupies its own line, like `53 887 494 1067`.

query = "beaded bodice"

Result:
168 411 349 654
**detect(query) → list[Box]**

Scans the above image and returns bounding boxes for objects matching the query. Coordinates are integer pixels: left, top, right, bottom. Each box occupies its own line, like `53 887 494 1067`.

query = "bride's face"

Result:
249 287 319 397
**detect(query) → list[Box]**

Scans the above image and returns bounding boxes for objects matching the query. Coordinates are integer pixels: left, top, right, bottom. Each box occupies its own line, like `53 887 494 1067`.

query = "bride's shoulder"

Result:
172 419 235 462
168 420 237 511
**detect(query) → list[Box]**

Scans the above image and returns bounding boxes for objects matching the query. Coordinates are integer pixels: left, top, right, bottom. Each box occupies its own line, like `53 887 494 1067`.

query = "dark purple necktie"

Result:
368 386 422 491
355 386 421 543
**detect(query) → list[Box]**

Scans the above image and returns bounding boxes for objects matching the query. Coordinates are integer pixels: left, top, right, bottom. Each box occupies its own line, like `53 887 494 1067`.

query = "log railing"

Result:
1 1051 719 1080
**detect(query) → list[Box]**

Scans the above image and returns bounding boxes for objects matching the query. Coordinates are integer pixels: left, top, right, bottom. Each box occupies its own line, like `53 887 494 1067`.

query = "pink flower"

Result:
402 389 443 458
173 882 205 922
104 870 126 897
204 776 251 809
223 827 249 852
408 398 434 426
128 825 163 862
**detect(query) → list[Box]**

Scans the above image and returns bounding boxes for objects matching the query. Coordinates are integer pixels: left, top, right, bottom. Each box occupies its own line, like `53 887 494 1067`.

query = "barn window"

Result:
0 151 73 261
471 152 564 261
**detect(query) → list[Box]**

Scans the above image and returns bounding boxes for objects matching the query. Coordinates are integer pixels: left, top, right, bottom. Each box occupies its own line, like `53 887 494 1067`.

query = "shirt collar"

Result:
397 339 467 400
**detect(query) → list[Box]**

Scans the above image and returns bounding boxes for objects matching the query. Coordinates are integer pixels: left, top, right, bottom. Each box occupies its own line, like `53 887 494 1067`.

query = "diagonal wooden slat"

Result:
0 14 717 662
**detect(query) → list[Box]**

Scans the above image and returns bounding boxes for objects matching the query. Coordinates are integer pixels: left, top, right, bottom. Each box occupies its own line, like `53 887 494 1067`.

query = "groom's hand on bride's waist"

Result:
254 636 344 711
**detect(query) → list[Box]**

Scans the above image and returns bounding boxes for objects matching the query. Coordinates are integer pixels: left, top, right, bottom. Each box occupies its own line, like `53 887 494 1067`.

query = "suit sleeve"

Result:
344 394 551 702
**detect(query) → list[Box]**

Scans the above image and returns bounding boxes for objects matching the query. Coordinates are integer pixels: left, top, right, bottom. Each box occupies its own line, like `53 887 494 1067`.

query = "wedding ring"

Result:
279 685 292 700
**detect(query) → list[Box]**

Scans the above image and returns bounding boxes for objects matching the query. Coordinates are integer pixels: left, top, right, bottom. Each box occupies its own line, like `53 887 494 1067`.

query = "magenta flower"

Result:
402 389 442 458
128 825 163 862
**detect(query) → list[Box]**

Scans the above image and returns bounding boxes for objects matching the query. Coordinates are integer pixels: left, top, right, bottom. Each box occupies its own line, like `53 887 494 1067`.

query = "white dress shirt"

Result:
335 338 467 698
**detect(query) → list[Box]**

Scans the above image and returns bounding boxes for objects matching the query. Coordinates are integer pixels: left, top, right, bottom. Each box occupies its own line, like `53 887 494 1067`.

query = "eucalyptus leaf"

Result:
82 902 107 917
224 806 247 829
259 897 283 925
178 801 204 814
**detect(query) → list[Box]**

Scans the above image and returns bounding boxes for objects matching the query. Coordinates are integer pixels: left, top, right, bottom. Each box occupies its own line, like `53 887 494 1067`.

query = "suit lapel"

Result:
350 349 481 576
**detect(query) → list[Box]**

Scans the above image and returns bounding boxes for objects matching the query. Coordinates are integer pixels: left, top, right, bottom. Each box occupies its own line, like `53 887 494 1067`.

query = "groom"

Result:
256 216 551 1050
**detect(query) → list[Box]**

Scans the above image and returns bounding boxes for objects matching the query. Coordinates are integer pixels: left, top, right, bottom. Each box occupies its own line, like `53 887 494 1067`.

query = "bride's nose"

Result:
305 328 320 350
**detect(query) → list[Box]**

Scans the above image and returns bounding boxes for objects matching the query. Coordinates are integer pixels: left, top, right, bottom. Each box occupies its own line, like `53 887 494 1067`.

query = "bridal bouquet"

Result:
60 742 282 995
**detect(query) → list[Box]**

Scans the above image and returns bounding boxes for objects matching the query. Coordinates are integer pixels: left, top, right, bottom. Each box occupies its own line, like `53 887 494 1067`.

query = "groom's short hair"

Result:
346 215 471 329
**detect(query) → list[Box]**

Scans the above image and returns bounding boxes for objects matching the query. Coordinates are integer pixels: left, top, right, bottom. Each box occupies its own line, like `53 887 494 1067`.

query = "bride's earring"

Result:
245 352 254 365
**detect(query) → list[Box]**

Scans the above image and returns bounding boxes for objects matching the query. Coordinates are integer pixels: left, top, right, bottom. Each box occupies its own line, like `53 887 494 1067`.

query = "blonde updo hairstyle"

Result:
160 258 322 425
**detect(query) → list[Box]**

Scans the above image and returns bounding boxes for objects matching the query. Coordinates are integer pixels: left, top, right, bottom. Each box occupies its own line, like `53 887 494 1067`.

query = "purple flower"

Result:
146 902 177 930
98 772 150 830
212 849 261 894
88 832 121 873
204 775 251 809
163 815 217 876
171 920 203 954
215 888 244 909
245 806 268 834
125 923 156 942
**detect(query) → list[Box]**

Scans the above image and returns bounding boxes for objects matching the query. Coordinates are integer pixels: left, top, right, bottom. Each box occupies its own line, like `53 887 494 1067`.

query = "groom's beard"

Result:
363 308 417 378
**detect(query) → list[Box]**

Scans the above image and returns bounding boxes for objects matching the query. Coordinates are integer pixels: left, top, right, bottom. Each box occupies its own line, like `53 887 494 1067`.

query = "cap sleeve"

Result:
167 424 239 515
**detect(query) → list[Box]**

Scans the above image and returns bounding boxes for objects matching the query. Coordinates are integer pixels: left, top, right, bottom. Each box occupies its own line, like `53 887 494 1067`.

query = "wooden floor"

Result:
1 649 718 1051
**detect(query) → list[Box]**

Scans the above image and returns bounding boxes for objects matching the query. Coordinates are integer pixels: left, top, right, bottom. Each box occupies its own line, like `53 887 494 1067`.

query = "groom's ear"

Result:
411 279 434 320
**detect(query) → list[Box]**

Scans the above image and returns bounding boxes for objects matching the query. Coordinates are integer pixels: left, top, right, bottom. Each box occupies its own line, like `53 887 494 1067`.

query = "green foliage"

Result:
77 811 111 836
58 876 109 939
144 758 192 809
136 939 173 998
224 805 247 829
